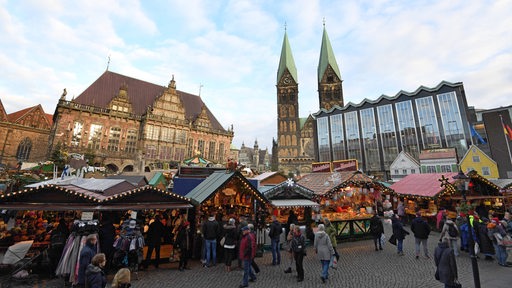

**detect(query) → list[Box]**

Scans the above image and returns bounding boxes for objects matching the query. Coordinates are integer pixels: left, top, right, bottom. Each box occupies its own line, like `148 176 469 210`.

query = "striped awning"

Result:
271 199 319 208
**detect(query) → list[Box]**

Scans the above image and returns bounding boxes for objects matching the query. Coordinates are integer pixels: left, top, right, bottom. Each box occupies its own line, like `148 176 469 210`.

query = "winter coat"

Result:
369 215 384 236
434 242 458 285
325 223 337 247
487 223 507 246
392 218 409 240
411 216 431 239
78 242 97 285
440 219 459 241
477 223 495 254
269 220 283 240
239 232 256 260
223 223 237 247
175 226 190 250
290 231 306 255
85 264 106 288
397 202 405 216
146 219 165 245
314 231 334 261
202 217 220 240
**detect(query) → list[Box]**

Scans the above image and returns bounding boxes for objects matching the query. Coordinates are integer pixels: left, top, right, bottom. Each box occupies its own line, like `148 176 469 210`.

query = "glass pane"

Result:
437 91 468 155
395 101 419 159
360 108 380 171
377 105 398 168
416 97 441 149
317 117 331 162
330 114 345 160
345 111 362 164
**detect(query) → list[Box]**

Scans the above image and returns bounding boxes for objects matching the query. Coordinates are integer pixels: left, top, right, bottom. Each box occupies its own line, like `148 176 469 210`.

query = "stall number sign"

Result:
81 212 94 221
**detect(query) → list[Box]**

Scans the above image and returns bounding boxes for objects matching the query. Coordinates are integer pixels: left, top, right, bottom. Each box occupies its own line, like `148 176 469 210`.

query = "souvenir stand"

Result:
297 171 393 241
185 171 271 258
0 178 193 280
390 173 459 227
444 171 504 218
260 179 319 243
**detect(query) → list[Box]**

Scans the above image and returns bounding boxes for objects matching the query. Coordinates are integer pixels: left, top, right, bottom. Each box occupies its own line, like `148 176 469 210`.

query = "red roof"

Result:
390 172 459 197
73 71 226 132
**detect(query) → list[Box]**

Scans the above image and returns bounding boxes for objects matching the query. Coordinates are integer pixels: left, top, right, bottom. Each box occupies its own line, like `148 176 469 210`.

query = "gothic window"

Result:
71 122 83 147
87 124 102 150
208 141 216 160
16 137 32 161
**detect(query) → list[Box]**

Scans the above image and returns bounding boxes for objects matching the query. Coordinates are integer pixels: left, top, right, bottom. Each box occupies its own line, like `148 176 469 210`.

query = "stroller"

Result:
0 240 41 287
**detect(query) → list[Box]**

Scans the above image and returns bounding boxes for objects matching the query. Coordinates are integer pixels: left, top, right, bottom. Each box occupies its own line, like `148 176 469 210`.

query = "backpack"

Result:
448 223 458 237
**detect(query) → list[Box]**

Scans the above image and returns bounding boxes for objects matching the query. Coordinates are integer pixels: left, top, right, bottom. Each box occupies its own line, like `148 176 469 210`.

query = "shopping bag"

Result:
474 242 480 255
329 255 337 269
388 234 397 246
380 234 386 247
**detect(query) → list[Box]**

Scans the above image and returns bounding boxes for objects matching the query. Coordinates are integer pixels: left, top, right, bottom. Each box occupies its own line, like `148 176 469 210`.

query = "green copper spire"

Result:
277 30 298 84
318 26 341 82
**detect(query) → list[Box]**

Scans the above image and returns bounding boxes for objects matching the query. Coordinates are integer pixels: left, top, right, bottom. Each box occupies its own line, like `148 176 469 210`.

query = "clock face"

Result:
283 77 291 84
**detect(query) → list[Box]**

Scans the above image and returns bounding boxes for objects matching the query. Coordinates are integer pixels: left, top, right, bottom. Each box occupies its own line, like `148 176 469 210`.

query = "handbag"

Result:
329 255 337 269
388 234 397 246
494 233 512 247
220 236 225 246
380 234 386 247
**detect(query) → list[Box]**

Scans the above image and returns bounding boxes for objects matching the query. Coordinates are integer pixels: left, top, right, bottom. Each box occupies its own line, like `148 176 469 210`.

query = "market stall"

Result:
297 171 393 241
0 177 193 280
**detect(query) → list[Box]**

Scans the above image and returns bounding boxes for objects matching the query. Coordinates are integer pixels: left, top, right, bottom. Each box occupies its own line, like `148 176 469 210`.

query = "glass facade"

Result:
438 92 467 154
345 111 362 164
317 117 330 162
416 96 441 148
360 108 380 171
330 114 345 160
395 101 420 159
377 105 399 167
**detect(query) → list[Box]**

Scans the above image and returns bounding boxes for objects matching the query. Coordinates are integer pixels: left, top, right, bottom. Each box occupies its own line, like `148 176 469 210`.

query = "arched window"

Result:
16 138 32 161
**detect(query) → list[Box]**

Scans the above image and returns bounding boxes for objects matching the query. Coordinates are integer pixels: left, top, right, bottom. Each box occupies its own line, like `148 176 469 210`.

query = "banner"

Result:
332 159 358 172
312 162 332 173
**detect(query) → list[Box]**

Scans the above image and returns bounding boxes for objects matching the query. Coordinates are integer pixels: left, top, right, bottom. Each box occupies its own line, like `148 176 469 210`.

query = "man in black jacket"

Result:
411 212 431 259
202 214 220 267
269 215 283 265
144 215 165 269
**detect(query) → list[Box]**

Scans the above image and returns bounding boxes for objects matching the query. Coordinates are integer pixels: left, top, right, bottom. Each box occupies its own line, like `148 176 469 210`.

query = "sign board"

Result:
332 159 358 172
312 162 332 173
81 211 94 221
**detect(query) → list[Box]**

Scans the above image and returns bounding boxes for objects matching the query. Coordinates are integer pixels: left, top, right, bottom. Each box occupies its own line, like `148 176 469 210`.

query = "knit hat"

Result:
241 226 249 231
492 217 499 223
229 218 236 225
459 212 466 218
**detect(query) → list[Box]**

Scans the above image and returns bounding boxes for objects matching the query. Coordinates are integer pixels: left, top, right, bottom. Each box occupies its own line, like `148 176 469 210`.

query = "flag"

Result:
504 123 512 141
469 124 486 144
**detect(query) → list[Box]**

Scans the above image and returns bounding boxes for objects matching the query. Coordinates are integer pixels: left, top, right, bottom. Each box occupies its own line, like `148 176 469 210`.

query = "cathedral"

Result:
274 26 344 176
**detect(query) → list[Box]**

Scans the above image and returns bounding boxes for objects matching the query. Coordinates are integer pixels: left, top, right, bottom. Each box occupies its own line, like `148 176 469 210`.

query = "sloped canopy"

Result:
0 179 192 210
185 171 269 206
261 180 319 208
390 172 458 198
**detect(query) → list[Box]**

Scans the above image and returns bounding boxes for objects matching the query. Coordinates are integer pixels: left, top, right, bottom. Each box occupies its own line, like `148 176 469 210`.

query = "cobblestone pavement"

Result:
2 223 511 288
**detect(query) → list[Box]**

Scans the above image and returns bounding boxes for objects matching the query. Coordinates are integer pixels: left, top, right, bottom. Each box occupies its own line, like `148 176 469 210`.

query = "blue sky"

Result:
1 0 511 152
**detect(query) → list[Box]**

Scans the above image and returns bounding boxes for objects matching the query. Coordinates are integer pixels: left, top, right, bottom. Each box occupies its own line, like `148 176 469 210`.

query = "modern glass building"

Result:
313 81 472 180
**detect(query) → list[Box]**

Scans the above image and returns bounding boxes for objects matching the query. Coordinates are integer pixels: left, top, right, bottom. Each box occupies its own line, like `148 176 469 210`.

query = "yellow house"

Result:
459 145 499 179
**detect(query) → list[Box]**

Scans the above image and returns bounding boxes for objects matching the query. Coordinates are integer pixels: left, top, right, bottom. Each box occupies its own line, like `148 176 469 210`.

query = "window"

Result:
402 169 407 174
472 155 480 163
466 167 474 173
125 130 137 154
208 141 216 161
411 169 416 174
394 169 399 174
440 165 452 172
107 127 121 151
71 122 83 147
87 124 102 150
482 167 490 176
426 166 436 173
16 138 32 161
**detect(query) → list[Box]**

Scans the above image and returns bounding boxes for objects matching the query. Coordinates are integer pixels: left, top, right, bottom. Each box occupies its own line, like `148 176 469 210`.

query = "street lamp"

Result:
452 171 480 288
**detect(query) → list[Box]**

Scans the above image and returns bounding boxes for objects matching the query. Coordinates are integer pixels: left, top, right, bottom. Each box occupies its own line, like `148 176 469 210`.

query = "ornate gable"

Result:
11 105 52 129
152 76 186 121
108 83 134 114
193 105 211 129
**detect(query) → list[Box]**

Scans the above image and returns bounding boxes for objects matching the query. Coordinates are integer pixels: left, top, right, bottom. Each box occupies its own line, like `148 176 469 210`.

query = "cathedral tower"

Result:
318 25 343 110
276 30 301 171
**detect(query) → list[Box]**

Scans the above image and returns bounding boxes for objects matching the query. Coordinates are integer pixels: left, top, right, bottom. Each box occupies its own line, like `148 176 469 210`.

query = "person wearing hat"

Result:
175 220 191 271
239 226 256 287
77 234 98 287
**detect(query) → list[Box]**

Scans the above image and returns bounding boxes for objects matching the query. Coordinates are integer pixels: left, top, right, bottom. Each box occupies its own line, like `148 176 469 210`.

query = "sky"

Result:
1 0 511 152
